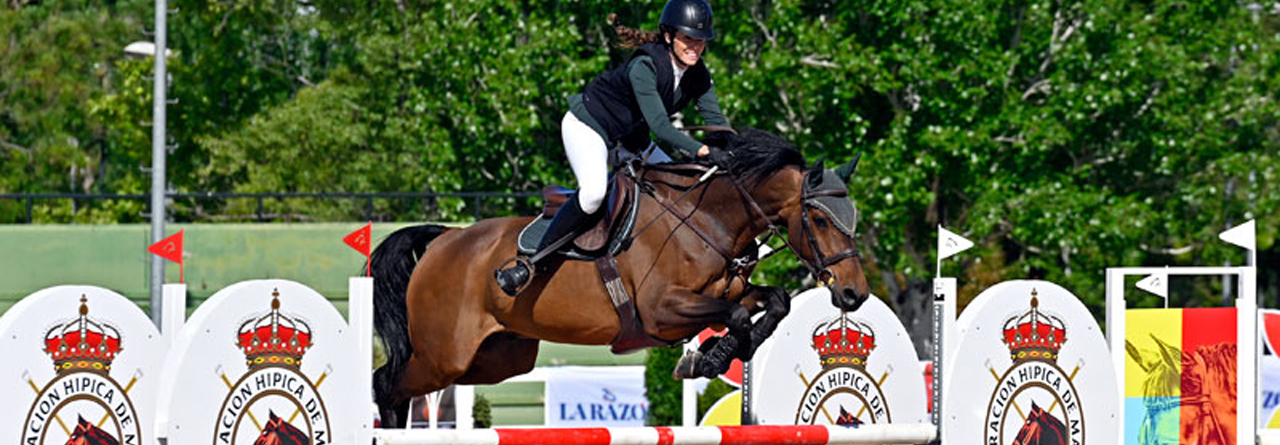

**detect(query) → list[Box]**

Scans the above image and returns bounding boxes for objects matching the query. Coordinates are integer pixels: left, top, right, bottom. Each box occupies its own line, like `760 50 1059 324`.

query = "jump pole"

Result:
372 424 937 445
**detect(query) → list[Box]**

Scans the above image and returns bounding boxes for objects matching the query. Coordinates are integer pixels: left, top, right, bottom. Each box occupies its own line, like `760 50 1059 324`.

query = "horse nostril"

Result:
843 288 865 310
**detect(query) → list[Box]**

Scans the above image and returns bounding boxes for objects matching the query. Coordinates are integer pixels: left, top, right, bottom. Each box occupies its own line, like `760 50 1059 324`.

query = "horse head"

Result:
254 411 309 445
800 154 871 311
1012 402 1068 445
65 416 118 445
1126 334 1182 399
706 128 870 311
1181 342 1237 445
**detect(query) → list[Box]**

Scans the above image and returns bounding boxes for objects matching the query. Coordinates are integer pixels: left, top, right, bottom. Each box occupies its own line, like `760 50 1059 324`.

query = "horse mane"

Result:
701 127 806 185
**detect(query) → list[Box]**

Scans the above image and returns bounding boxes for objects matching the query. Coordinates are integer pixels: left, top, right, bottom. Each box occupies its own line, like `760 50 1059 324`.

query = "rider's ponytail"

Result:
609 13 664 49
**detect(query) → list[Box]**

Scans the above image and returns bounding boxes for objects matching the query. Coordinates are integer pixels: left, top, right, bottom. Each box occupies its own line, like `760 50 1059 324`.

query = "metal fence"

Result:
0 191 541 224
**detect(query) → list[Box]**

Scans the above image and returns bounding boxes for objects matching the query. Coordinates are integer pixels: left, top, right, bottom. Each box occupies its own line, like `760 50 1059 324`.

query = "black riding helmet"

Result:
659 0 715 41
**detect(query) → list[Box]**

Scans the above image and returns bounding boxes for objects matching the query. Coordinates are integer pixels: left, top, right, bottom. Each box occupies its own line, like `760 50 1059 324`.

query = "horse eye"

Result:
813 216 829 228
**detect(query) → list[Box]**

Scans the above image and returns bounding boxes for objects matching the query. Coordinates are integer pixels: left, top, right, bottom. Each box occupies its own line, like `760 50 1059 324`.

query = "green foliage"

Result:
643 346 683 426
0 0 150 197
473 393 493 429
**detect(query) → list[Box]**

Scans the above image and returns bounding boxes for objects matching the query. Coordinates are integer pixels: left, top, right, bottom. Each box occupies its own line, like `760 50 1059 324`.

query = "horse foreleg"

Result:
739 285 790 361
673 286 790 379
670 304 753 380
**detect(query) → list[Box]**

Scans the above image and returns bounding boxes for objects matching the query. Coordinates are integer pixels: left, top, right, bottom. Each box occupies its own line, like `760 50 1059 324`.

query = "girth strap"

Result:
596 254 661 354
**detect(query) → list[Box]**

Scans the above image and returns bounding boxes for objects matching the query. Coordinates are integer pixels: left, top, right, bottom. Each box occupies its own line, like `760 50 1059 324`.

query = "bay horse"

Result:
370 128 870 427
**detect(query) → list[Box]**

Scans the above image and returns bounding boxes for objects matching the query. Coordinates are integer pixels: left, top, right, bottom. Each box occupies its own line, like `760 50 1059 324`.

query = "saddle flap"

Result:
573 174 633 252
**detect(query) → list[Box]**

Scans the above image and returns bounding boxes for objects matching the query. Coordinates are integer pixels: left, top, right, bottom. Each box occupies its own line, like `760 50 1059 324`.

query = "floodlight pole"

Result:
148 0 168 327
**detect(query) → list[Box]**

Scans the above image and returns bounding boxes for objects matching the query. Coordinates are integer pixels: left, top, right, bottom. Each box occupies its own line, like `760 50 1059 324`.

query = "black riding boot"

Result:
494 194 596 296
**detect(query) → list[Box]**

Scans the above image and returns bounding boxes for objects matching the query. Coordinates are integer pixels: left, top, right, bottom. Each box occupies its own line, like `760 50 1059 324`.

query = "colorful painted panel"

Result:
1124 308 1237 445
1259 310 1280 429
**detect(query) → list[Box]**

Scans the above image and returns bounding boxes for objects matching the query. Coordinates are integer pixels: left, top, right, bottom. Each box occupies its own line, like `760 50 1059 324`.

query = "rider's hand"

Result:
697 145 711 157
704 146 735 171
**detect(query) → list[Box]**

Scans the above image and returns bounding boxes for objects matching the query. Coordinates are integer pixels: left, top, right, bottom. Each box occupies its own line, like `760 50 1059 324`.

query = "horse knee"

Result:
578 182 606 214
764 287 790 317
727 305 751 335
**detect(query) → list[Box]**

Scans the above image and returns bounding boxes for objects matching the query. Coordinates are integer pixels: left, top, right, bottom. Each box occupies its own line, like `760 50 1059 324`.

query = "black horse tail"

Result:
371 223 449 409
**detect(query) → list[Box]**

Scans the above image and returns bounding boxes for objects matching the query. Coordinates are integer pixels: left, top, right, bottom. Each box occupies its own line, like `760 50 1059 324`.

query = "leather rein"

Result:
628 161 860 293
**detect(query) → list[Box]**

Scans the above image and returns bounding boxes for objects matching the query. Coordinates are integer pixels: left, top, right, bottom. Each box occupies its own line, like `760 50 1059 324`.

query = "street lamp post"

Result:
148 0 168 328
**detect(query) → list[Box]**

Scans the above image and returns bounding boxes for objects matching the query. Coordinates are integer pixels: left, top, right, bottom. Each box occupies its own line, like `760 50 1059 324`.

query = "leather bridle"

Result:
728 172 861 287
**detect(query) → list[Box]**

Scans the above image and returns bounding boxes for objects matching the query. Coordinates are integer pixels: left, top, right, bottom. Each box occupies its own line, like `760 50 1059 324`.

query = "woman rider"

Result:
494 0 732 295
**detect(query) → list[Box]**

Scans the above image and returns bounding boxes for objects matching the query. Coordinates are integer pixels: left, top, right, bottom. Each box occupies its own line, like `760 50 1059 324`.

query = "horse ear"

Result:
835 152 861 183
1149 333 1181 369
1125 340 1151 373
807 156 826 187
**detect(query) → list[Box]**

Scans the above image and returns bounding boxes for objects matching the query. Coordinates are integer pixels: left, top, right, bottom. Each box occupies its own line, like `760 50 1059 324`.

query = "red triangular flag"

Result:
148 229 184 264
344 223 372 257
344 222 372 276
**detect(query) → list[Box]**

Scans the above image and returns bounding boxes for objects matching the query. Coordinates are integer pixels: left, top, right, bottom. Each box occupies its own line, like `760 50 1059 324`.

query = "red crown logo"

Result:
1002 289 1067 363
811 315 876 370
44 296 123 374
237 289 312 369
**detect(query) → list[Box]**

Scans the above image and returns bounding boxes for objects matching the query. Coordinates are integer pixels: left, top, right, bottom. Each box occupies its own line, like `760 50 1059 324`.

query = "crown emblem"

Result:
237 289 312 369
811 314 875 370
44 296 123 374
1002 289 1067 363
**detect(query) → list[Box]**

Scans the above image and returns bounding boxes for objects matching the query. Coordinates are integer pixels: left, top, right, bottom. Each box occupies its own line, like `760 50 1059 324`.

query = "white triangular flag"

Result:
1136 272 1168 299
938 225 974 260
1219 219 1256 251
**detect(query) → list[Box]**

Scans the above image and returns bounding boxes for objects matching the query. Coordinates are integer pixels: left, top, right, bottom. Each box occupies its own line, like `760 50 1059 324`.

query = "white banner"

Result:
545 366 648 426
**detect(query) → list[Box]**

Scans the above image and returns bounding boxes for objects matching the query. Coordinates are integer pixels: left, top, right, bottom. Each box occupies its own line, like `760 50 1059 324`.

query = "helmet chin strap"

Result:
665 33 694 70
670 50 692 70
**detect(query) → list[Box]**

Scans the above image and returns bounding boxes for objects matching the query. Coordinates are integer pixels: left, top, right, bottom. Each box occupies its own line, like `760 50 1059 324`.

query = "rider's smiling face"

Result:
668 31 706 68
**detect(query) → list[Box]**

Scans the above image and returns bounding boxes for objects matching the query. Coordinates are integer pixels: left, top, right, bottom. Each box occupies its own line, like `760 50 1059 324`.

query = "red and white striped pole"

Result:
374 424 936 445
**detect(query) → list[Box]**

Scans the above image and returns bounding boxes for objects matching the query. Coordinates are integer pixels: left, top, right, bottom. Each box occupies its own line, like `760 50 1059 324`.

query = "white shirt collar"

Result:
671 58 687 90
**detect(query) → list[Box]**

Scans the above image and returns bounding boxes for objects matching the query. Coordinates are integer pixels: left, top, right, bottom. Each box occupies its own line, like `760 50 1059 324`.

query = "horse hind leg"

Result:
456 331 540 385
375 393 412 429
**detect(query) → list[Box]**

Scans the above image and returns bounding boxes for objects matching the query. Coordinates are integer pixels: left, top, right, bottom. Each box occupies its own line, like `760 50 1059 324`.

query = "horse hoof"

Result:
673 351 701 379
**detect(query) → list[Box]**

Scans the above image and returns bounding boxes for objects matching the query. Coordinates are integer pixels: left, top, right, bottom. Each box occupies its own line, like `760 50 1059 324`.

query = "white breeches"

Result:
562 111 609 215
562 112 675 215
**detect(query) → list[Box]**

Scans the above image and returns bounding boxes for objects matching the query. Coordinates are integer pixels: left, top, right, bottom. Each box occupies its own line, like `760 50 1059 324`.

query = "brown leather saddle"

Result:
516 171 638 259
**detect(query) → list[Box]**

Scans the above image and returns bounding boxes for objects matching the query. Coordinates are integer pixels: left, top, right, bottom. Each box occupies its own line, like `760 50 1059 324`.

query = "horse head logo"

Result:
65 416 118 445
1180 342 1237 445
835 406 864 427
254 411 308 445
1126 333 1182 399
1011 402 1068 445
1126 330 1237 444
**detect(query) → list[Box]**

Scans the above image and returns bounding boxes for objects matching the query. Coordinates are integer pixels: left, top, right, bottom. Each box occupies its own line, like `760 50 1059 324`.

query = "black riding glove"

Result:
705 146 735 172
